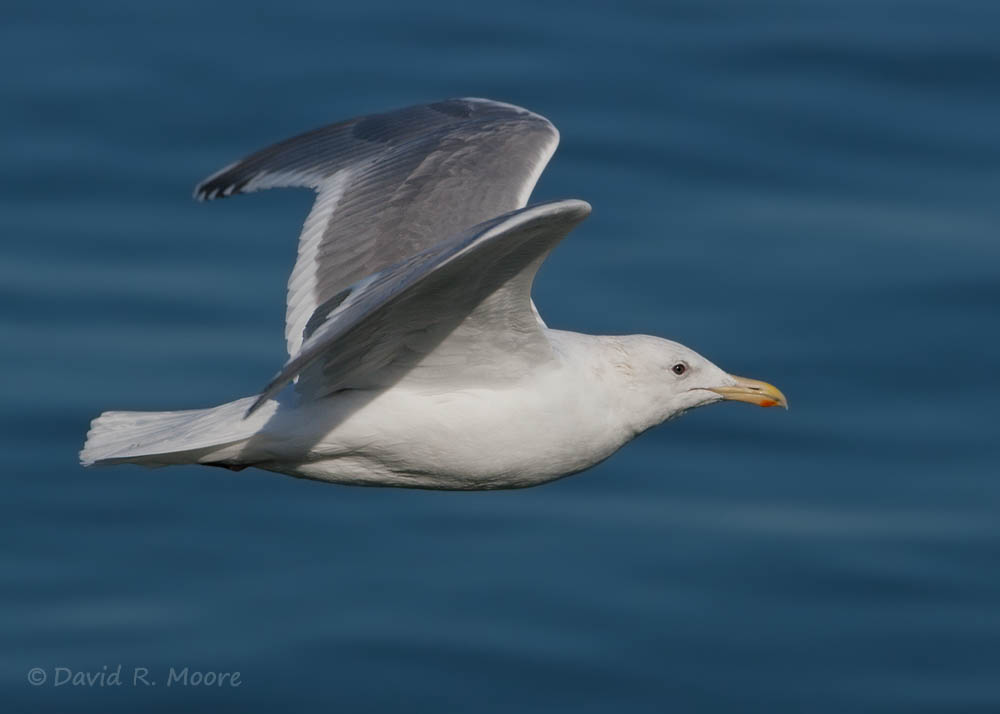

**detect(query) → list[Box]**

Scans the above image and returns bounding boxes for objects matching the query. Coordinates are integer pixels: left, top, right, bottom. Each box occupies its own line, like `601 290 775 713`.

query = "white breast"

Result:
258 350 633 490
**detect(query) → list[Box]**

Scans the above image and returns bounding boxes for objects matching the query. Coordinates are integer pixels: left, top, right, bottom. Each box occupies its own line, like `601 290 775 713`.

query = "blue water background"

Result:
3 1 999 711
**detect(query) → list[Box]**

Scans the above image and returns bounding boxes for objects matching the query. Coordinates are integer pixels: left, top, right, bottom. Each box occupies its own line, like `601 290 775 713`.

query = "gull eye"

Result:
671 362 687 376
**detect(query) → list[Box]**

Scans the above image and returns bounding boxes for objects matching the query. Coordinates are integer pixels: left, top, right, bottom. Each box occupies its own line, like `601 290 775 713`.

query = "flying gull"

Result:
80 98 787 490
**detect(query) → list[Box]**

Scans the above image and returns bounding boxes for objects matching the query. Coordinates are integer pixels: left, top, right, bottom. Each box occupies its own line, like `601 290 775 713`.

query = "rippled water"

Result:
3 1 999 711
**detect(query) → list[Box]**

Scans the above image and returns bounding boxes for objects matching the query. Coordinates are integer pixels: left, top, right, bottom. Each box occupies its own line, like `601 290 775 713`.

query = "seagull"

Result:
80 98 787 490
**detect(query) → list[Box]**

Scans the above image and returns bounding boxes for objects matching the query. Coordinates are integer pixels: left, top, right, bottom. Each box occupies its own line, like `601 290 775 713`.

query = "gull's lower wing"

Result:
194 98 560 358
245 200 591 416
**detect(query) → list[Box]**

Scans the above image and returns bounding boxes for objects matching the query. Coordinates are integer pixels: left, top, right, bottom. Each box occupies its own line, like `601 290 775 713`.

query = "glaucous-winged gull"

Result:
80 98 786 490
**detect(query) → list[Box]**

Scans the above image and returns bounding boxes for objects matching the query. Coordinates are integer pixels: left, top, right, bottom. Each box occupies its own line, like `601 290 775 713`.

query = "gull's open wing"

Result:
195 98 560 357
245 200 591 416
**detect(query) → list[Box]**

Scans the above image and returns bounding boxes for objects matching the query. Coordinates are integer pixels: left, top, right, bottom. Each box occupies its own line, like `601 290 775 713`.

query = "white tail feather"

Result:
79 397 276 467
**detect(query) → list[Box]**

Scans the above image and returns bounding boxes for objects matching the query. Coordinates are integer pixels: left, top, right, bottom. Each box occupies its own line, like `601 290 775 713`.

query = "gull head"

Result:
612 335 787 433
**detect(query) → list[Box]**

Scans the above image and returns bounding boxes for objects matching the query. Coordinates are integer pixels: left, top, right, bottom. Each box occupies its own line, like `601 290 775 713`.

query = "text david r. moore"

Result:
27 665 242 688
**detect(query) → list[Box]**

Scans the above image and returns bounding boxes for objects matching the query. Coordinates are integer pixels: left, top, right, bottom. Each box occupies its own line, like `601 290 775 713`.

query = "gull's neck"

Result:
546 329 675 438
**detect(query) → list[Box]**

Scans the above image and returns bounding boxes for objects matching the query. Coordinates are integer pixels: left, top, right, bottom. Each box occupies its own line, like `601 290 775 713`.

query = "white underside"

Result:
81 331 639 490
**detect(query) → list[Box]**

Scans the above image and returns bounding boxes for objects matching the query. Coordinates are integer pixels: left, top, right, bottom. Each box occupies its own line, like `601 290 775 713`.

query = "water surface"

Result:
3 1 999 711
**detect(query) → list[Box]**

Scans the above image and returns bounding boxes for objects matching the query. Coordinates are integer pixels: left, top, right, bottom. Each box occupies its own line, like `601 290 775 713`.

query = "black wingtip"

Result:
193 175 249 203
243 394 267 419
193 183 217 202
244 368 290 419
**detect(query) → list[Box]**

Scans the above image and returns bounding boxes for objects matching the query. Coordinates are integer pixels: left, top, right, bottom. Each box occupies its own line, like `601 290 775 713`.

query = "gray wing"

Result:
195 98 560 358
246 200 591 416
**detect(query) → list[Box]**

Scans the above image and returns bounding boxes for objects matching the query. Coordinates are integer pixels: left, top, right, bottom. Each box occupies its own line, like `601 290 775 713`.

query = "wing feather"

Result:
245 200 591 416
195 98 560 357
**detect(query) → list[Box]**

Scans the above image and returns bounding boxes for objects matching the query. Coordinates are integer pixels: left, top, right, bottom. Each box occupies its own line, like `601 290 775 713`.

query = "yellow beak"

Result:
710 375 788 409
